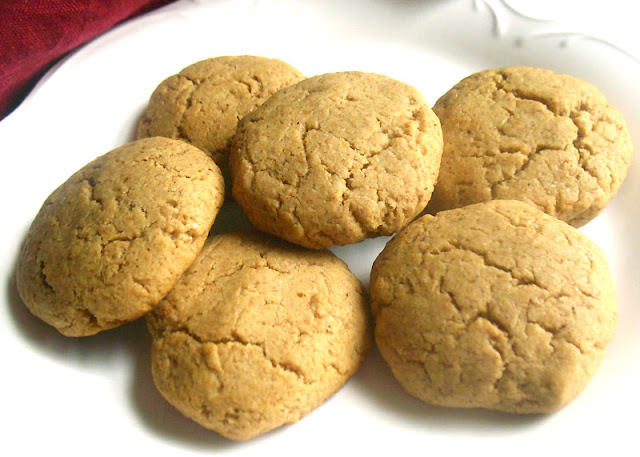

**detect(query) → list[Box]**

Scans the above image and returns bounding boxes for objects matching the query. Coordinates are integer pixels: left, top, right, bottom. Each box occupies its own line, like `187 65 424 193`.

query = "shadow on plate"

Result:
350 346 548 431
125 107 145 143
209 197 255 237
605 156 640 346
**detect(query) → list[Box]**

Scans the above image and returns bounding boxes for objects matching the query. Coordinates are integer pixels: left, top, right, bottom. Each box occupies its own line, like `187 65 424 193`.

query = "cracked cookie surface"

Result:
147 230 372 440
370 200 617 413
230 71 443 249
429 66 633 227
137 55 305 177
16 137 225 337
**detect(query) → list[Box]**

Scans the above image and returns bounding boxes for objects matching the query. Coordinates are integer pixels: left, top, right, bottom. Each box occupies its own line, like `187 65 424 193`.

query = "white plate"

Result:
1 0 638 455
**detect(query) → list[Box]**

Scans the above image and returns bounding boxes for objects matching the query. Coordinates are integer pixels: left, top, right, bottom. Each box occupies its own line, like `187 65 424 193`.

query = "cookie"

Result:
429 66 633 227
147 231 372 440
370 200 617 413
16 137 225 337
137 55 305 175
230 71 443 249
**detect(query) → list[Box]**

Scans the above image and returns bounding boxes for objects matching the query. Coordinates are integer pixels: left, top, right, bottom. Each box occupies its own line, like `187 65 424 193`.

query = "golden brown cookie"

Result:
16 137 225 337
147 231 372 440
137 55 305 175
429 66 633 227
230 71 443 249
370 200 617 414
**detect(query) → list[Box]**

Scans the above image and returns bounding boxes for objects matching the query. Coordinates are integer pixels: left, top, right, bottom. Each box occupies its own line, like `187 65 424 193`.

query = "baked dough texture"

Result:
16 137 225 337
137 55 305 173
230 71 443 249
147 231 372 440
370 200 617 413
430 66 633 227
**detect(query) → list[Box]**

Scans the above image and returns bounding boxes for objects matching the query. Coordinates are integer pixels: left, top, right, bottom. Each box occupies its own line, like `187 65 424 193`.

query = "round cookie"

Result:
429 66 633 227
137 55 305 174
147 231 372 440
370 200 617 414
16 137 225 337
230 71 443 249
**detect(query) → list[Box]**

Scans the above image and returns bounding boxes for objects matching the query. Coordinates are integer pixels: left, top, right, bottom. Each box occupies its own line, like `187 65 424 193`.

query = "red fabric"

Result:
0 0 176 120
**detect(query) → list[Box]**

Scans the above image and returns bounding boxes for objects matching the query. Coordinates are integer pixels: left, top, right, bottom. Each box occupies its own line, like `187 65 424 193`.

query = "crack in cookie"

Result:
147 231 372 441
16 137 225 336
230 71 443 249
370 200 617 414
430 66 633 227
137 55 305 175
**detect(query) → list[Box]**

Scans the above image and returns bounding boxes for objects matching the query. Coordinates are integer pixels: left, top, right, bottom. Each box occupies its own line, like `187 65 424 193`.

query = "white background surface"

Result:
1 0 638 455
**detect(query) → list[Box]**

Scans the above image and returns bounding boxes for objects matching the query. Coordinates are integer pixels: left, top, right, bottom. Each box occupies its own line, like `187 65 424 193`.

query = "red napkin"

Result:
0 0 176 120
